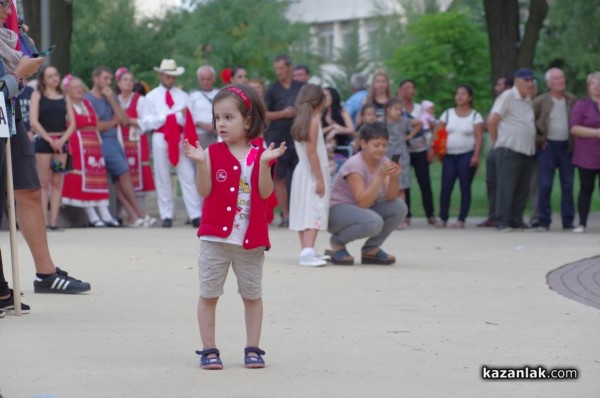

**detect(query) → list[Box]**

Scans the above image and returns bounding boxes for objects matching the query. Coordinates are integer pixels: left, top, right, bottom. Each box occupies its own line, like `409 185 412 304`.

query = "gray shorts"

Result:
101 135 130 179
198 240 265 300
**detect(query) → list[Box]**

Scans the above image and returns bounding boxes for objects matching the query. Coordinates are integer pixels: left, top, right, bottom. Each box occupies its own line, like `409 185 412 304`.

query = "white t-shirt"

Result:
201 150 253 246
188 88 219 136
547 97 569 141
439 108 484 154
490 86 536 155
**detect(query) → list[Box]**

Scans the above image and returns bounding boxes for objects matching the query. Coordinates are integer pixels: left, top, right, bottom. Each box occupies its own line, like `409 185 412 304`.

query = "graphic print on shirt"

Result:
234 173 251 232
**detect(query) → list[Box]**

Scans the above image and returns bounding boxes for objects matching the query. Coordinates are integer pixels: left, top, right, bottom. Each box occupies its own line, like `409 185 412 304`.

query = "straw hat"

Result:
153 59 185 76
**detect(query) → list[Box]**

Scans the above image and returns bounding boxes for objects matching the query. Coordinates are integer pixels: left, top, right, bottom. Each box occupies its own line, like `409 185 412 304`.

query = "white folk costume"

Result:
143 60 201 222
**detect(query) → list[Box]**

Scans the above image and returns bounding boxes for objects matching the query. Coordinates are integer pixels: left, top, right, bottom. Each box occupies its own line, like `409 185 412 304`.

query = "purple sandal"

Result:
195 348 223 370
244 347 266 369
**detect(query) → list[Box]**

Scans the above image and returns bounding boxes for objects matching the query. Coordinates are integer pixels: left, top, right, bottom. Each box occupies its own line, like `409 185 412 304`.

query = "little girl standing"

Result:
385 98 422 202
289 84 330 267
184 84 286 370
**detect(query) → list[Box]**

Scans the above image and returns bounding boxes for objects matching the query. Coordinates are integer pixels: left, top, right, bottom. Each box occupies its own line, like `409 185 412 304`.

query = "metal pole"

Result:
40 0 50 54
5 139 21 316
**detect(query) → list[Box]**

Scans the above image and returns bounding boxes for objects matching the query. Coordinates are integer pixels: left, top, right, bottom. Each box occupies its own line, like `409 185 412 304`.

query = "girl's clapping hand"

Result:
261 142 287 163
183 139 206 163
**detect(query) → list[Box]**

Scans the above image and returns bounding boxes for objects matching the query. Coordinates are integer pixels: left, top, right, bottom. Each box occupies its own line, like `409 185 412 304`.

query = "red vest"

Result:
197 142 272 250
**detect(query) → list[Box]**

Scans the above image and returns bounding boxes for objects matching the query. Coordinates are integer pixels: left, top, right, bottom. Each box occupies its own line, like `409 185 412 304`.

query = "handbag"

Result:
432 126 447 161
432 111 450 161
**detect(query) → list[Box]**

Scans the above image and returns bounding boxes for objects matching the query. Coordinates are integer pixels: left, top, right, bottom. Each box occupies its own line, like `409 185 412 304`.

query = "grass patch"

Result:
408 150 600 218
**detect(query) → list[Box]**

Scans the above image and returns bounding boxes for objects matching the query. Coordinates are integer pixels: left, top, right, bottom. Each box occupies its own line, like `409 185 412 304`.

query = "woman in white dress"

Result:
289 84 330 267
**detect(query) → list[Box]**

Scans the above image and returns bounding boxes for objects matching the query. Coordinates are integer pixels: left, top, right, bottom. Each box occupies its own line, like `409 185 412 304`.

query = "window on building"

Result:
366 21 379 60
341 21 355 49
318 23 334 63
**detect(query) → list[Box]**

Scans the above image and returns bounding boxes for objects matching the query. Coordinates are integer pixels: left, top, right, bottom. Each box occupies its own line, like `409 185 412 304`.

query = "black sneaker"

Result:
0 308 5 318
33 267 91 294
0 289 31 314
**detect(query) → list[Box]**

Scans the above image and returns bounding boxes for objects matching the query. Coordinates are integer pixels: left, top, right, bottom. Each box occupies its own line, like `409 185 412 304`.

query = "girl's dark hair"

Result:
360 121 389 142
321 87 344 127
456 84 474 105
384 97 403 120
231 67 246 78
291 83 325 142
133 81 148 96
398 79 416 89
212 84 266 140
360 103 377 116
37 64 62 95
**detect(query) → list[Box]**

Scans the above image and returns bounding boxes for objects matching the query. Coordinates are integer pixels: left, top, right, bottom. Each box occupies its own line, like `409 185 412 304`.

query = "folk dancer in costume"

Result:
61 74 119 227
115 67 155 213
143 59 201 228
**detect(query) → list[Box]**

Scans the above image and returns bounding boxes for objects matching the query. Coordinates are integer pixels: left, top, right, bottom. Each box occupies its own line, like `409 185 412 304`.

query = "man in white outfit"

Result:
143 59 202 228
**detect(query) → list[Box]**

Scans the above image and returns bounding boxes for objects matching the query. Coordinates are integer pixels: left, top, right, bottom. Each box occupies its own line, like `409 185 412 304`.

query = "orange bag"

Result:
432 127 447 161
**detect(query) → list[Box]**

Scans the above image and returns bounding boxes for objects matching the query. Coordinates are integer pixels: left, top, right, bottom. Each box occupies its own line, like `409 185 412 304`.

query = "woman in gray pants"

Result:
327 122 408 265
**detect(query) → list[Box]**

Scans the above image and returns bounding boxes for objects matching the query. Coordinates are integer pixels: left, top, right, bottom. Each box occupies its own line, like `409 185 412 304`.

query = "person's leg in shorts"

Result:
3 120 90 293
272 140 296 226
33 136 55 227
197 241 235 355
231 245 265 353
102 137 150 226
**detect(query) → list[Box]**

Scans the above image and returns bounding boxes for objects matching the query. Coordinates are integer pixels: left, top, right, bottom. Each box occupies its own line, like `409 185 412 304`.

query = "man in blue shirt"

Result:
343 73 368 126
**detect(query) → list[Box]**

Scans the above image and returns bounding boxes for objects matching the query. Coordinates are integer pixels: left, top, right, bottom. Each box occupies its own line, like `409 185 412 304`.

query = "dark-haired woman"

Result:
30 65 75 229
434 85 484 228
398 79 436 226
327 122 407 266
230 67 249 85
322 87 355 173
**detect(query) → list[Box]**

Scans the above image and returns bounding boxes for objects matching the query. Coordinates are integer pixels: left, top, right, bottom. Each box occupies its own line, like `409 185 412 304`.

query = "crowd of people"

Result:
0 0 599 370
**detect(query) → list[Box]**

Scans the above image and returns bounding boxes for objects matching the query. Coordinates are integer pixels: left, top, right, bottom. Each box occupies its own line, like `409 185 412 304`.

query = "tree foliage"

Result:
537 0 600 96
384 10 492 112
68 0 312 90
70 0 166 87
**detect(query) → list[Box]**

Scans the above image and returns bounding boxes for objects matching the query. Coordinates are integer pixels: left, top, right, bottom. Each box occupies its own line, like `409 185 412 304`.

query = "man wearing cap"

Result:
488 68 537 231
143 59 202 228
532 68 577 231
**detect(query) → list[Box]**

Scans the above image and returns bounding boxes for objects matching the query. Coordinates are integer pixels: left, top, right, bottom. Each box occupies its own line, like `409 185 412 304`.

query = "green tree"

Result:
70 0 166 87
326 20 372 100
385 10 492 112
537 0 600 96
165 0 315 89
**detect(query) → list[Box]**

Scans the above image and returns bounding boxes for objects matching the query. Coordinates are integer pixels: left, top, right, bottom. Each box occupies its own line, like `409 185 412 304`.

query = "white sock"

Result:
300 248 315 257
84 207 100 223
98 206 114 222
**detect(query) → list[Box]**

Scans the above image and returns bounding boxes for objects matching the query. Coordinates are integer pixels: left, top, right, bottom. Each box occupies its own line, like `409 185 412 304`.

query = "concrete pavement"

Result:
0 215 599 398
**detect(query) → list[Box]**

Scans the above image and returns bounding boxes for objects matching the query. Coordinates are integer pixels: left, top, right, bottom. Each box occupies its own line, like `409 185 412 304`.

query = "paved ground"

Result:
1 212 599 398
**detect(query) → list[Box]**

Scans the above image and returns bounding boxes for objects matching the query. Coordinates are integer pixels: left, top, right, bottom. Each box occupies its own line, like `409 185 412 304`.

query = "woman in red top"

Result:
115 67 155 214
61 75 119 227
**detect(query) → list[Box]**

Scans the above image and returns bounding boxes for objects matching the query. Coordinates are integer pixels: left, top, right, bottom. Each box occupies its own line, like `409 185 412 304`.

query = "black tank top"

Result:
38 95 67 133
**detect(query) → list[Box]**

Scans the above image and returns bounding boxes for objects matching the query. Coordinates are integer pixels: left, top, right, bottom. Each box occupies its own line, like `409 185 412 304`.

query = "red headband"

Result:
225 86 251 110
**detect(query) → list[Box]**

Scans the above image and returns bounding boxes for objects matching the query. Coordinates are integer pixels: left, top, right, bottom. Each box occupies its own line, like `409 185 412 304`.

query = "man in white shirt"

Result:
189 65 219 149
488 68 537 232
143 59 202 228
532 68 577 231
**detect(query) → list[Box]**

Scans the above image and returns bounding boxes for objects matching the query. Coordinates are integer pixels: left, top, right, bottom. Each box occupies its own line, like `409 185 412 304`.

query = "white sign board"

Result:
0 92 10 138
